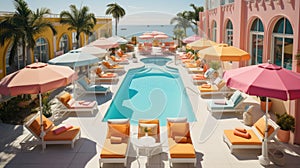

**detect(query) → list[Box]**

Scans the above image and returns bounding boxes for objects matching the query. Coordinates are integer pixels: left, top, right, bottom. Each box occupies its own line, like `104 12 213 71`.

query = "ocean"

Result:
114 25 195 39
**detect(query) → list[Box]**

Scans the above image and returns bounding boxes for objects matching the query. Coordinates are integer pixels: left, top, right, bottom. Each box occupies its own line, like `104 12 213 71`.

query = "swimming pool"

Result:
103 57 196 125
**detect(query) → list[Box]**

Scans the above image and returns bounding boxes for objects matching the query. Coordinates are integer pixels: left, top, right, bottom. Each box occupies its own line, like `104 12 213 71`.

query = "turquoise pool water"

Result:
103 57 196 125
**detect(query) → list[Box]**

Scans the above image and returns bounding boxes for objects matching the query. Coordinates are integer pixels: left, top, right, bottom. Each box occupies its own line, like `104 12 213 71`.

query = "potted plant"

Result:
42 93 54 118
132 53 138 63
259 96 272 112
276 113 295 143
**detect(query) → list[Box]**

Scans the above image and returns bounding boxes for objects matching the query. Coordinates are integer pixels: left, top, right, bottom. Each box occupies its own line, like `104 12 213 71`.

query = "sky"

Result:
0 0 204 25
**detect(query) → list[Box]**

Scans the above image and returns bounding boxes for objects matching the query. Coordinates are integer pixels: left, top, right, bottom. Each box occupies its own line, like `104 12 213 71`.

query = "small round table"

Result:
131 136 158 166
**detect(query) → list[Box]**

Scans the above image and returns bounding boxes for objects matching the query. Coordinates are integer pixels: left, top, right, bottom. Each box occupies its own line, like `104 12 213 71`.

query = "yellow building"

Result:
0 12 112 79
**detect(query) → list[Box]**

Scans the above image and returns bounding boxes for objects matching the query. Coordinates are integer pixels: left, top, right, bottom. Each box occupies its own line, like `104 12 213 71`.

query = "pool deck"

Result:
1 49 300 168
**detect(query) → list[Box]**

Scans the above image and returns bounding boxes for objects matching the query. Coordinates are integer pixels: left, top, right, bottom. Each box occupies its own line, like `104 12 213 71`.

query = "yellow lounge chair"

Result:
99 119 130 168
24 113 80 150
167 118 196 167
223 116 279 153
138 119 160 143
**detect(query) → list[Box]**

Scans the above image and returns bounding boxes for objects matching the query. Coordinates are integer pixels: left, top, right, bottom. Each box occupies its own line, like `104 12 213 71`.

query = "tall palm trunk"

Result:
76 32 80 49
22 39 26 67
115 19 118 36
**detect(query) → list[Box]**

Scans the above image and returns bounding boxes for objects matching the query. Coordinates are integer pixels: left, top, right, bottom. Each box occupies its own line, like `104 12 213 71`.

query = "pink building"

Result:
199 0 300 144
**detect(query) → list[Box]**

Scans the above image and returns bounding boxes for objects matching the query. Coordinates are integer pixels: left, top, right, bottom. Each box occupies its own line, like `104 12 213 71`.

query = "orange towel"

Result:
201 84 211 88
233 130 251 139
235 128 247 133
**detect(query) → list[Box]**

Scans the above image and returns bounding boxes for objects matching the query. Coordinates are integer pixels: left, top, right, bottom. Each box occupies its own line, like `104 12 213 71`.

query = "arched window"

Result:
225 20 233 46
272 17 293 70
250 18 264 65
5 44 23 74
212 21 217 42
59 34 69 53
34 37 49 63
88 32 97 44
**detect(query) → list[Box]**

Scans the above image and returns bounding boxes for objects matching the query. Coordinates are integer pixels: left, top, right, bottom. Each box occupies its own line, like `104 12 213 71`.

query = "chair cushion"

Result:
224 129 261 145
45 126 80 141
108 123 129 139
101 139 127 158
110 136 122 144
28 115 53 137
167 117 187 123
168 139 195 158
174 136 187 143
254 117 275 138
170 122 189 138
108 119 129 124
59 92 72 106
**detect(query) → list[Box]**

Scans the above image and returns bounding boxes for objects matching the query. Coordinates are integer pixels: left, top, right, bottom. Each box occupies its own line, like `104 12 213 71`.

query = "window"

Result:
5 44 23 74
72 32 78 49
212 21 217 42
272 17 293 70
59 34 69 53
250 18 264 65
34 37 49 63
225 20 233 46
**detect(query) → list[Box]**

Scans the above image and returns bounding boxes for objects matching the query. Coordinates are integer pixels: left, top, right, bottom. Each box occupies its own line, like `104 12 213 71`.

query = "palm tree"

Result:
105 3 126 36
0 0 57 68
173 28 185 48
60 5 96 48
187 4 204 26
170 12 194 37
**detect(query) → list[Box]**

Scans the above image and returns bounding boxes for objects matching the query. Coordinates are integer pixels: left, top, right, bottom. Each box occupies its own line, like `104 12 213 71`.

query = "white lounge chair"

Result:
76 77 111 95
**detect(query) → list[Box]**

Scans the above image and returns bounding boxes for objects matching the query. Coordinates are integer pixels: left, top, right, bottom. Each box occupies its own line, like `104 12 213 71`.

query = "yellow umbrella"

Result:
198 44 250 61
186 38 218 50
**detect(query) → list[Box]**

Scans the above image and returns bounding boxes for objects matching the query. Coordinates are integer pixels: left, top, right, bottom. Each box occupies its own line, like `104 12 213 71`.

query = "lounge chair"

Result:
138 119 160 143
206 90 246 113
76 77 111 95
55 91 98 114
167 117 196 167
99 119 130 168
192 68 216 84
24 113 81 150
223 116 279 153
116 50 128 58
93 67 118 83
184 59 201 68
101 61 125 72
109 56 129 65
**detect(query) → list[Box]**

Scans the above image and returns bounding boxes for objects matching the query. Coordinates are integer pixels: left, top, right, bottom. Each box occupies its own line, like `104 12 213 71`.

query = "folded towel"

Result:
110 136 122 144
79 101 92 106
214 100 227 105
201 84 211 88
53 124 73 135
235 128 247 133
174 136 187 143
233 130 251 139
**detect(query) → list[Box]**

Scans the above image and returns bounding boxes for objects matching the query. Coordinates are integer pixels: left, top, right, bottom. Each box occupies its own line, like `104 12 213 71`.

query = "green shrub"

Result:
276 113 295 132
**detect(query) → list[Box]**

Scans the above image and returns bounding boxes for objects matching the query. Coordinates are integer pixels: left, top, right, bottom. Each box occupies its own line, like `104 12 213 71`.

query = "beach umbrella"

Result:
154 34 169 39
138 34 154 40
186 38 217 50
150 31 165 36
108 36 128 44
48 50 99 68
76 45 107 58
223 62 300 165
90 37 119 49
197 43 250 61
0 62 76 149
183 35 202 43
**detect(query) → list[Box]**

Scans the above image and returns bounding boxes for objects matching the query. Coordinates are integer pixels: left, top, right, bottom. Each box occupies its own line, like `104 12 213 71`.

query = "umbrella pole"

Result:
258 97 270 166
39 92 45 151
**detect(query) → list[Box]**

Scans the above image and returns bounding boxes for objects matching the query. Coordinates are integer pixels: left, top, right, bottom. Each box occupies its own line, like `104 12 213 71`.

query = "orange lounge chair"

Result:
223 116 279 153
94 67 118 83
24 113 80 150
109 56 129 64
167 117 196 167
99 119 130 167
101 61 125 72
116 50 128 58
138 119 160 143
185 59 201 68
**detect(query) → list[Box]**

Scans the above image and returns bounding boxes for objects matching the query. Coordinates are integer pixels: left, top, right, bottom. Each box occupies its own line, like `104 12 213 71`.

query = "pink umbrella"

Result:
150 31 165 36
154 34 169 39
139 34 154 40
223 62 300 165
183 35 202 43
0 62 77 149
90 37 119 49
